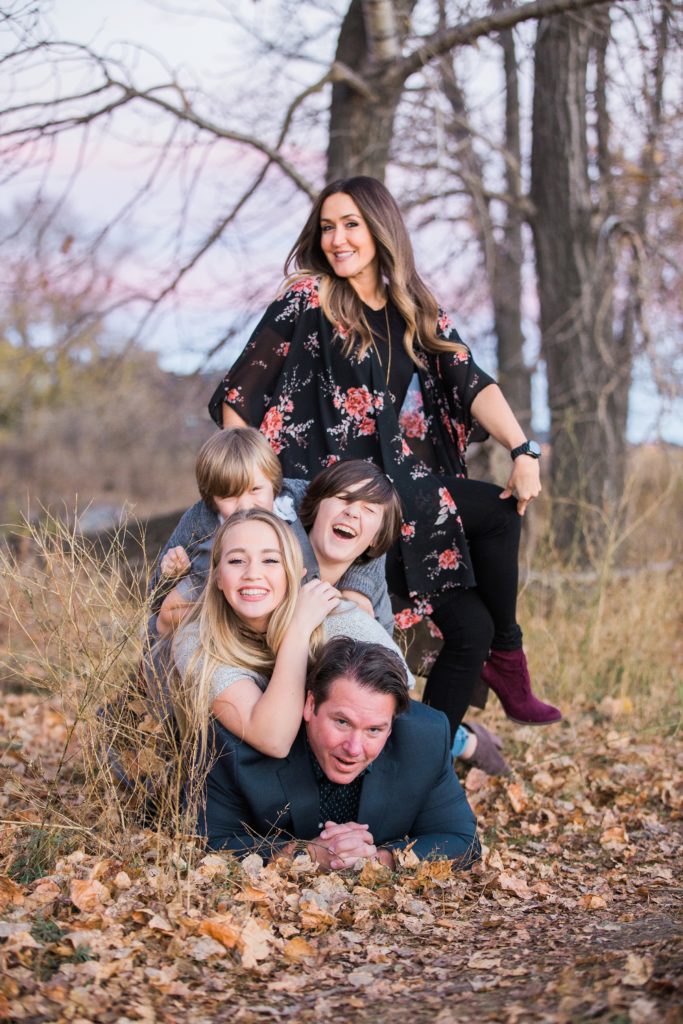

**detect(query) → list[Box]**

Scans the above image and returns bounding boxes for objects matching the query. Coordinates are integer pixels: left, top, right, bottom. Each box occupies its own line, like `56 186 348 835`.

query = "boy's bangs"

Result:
338 479 391 506
216 460 252 498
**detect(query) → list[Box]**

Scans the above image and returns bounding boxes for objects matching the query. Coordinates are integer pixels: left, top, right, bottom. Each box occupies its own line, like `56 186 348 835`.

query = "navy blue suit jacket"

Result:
199 699 480 866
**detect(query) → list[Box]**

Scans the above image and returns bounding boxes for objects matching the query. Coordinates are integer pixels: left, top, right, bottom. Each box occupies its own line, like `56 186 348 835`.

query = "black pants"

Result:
421 477 523 739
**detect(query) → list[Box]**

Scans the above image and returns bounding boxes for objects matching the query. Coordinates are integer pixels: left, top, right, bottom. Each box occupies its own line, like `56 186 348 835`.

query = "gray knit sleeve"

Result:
174 623 269 704
339 554 394 635
322 602 415 689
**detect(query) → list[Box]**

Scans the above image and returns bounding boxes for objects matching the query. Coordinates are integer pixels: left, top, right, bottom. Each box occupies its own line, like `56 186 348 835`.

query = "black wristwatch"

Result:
510 440 542 460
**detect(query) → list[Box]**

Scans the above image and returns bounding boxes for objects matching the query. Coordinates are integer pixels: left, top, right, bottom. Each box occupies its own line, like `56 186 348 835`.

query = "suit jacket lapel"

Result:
357 741 398 840
277 729 321 840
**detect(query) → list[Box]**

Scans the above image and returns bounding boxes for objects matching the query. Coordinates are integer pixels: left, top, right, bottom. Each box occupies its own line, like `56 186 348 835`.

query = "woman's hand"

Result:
291 578 341 634
500 456 542 516
160 545 191 578
470 386 542 516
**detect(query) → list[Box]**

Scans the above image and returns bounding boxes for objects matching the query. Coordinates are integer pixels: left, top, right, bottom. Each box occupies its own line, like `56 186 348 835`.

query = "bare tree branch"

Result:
391 0 624 85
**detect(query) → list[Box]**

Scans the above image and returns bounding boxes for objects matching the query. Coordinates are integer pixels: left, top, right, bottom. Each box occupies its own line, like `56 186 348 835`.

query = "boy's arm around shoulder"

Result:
148 500 218 607
384 705 481 867
339 554 394 634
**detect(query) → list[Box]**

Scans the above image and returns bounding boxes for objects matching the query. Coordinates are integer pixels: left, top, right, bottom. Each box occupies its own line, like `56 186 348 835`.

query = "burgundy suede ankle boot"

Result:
481 649 562 726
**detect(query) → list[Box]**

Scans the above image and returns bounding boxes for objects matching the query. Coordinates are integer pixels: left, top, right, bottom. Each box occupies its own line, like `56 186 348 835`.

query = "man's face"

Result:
303 674 395 785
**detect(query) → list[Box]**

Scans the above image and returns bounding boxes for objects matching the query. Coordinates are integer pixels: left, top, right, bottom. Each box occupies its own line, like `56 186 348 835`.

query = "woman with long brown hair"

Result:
209 176 561 750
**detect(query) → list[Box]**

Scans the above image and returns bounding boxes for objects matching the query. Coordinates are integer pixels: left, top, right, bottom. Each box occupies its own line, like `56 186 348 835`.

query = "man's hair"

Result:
195 428 283 508
298 459 402 560
306 636 410 717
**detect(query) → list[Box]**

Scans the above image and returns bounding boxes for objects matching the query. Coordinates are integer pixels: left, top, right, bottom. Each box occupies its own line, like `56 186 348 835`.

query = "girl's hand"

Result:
500 457 541 516
291 578 341 634
160 545 191 577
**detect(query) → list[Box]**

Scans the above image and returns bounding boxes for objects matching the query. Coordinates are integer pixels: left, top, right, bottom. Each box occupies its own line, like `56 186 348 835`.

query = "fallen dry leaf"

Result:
298 889 340 932
358 860 393 887
579 893 608 910
622 952 653 987
464 767 491 793
69 878 110 913
196 853 231 879
497 871 533 900
234 883 270 903
629 996 659 1023
186 935 227 961
283 935 317 963
600 826 630 848
0 923 40 950
468 951 502 969
600 696 634 718
531 770 556 793
0 874 24 910
238 917 277 969
148 913 174 932
506 781 529 813
199 914 241 950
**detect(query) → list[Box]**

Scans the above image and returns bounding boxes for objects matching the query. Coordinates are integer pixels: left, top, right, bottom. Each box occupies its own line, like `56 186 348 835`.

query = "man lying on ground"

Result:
198 636 481 870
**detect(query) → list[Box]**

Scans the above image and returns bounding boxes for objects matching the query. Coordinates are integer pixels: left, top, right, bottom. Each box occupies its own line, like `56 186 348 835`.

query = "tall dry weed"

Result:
0 512 206 881
517 444 682 732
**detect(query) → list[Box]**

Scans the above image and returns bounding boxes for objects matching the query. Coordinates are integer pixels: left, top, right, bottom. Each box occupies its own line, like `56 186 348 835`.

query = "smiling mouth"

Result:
237 588 269 600
332 523 357 540
333 251 355 260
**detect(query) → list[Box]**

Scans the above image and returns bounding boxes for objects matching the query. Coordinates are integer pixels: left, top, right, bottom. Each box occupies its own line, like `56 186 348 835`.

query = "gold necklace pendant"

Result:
383 303 392 384
368 301 392 383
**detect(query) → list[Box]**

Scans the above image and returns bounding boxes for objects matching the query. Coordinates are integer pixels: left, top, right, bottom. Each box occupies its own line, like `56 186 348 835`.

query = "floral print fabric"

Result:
208 277 495 602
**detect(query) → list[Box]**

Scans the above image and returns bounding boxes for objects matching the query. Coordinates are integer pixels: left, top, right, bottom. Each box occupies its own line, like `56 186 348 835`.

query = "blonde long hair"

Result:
284 175 468 363
172 509 312 757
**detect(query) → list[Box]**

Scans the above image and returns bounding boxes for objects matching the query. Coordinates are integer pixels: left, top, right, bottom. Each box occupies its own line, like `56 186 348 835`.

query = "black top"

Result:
362 301 415 411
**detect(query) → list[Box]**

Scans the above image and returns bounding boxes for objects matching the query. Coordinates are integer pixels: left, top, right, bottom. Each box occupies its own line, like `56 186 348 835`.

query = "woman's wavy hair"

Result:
299 459 402 562
284 175 468 362
171 509 318 757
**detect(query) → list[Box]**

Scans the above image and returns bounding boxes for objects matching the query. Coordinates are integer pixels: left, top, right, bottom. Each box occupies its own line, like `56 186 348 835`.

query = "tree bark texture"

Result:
494 24 532 435
440 35 531 435
530 9 630 557
327 0 417 180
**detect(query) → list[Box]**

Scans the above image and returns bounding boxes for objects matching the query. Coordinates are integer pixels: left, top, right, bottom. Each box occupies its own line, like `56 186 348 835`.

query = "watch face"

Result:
528 440 542 457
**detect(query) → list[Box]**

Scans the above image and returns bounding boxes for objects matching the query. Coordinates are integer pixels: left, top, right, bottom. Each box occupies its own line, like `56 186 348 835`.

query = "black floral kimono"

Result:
209 277 495 622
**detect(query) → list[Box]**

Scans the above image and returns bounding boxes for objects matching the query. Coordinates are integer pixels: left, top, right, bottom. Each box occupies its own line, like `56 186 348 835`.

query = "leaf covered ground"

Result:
1 693 681 1024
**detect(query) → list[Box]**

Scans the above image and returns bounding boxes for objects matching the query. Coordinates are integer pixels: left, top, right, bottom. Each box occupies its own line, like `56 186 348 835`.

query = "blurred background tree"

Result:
0 203 210 524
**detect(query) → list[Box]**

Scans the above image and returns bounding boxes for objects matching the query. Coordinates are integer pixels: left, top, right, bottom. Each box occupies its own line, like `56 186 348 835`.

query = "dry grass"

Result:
512 445 683 734
0 514 205 883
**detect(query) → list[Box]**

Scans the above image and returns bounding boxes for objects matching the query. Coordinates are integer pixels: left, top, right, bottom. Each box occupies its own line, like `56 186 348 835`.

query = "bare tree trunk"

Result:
327 0 418 180
495 23 532 434
530 9 623 558
439 20 531 434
